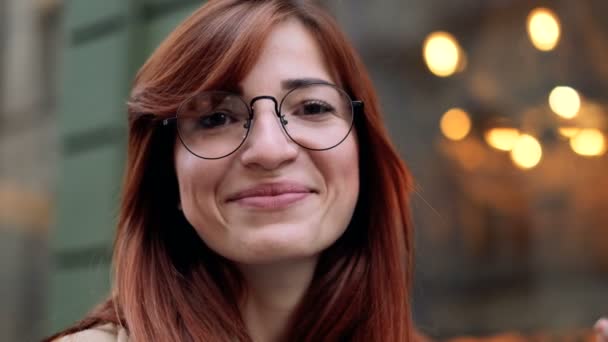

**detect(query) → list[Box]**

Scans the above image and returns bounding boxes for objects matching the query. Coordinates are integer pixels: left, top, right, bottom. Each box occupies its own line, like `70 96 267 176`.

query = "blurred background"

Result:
0 0 606 341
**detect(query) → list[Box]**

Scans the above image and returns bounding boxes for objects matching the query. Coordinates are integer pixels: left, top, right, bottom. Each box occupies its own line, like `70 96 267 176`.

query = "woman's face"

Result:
174 19 360 264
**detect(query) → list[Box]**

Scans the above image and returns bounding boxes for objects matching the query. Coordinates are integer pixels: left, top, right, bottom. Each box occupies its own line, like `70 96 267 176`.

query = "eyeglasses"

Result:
163 82 363 159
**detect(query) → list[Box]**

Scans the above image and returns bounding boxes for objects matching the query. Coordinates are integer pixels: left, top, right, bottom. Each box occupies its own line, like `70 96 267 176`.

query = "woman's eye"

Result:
197 112 235 129
300 101 334 115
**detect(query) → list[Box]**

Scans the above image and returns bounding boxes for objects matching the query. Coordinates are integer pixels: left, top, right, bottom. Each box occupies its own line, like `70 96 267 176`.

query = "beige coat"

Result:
55 324 129 342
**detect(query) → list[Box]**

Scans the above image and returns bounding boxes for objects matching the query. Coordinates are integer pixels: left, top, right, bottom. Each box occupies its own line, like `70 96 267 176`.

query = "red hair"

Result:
46 1 415 341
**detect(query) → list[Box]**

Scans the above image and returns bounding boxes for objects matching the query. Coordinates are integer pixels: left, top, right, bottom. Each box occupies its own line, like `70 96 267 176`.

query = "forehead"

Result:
238 19 335 96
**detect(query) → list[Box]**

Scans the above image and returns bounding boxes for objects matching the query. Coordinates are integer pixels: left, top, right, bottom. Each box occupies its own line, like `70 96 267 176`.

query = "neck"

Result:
237 257 318 342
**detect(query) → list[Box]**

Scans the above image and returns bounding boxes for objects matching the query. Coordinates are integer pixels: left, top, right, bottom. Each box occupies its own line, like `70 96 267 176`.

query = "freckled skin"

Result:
174 19 360 264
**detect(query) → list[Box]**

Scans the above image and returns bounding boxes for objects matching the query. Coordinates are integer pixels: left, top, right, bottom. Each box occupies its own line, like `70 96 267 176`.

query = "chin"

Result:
227 225 339 265
235 249 318 265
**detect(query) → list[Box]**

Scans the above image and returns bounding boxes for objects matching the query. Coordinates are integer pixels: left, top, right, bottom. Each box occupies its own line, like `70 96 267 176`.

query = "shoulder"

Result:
53 323 129 342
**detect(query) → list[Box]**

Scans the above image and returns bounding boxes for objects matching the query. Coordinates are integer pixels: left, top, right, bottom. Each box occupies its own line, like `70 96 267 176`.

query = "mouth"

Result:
226 182 316 209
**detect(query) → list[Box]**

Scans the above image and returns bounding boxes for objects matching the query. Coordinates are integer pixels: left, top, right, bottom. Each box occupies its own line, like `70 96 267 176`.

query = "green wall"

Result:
48 0 203 333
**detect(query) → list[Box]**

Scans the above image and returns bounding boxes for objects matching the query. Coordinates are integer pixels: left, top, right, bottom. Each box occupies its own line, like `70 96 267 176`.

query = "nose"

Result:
239 100 298 170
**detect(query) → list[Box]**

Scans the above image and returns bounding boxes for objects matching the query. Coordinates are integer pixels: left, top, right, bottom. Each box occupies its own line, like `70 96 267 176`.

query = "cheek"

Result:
174 146 226 228
334 136 359 190
320 136 360 224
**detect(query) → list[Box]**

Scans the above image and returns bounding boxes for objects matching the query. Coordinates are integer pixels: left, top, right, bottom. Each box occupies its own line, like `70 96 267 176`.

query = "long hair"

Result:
46 1 415 341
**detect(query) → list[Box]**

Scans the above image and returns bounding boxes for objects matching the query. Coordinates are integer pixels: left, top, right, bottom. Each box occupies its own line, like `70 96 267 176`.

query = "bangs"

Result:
128 1 296 118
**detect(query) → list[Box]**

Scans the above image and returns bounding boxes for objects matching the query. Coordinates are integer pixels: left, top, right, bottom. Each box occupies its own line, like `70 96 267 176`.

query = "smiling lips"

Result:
227 182 315 209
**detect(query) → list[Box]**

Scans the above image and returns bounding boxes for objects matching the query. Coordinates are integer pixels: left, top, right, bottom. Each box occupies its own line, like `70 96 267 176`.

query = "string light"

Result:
511 134 543 169
549 86 581 119
570 129 606 157
440 108 472 141
527 8 561 51
423 31 464 77
485 128 520 151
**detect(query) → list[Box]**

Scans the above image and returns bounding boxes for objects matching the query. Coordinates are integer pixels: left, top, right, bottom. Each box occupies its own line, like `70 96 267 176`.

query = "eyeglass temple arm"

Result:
162 117 177 126
352 101 364 114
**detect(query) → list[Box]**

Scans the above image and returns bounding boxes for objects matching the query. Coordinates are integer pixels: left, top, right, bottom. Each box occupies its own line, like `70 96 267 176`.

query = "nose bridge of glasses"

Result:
245 95 292 145
249 95 280 118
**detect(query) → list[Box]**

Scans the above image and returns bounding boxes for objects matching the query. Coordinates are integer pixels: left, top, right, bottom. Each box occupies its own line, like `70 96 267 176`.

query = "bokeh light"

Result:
440 108 472 141
484 128 520 151
570 129 606 157
511 134 543 169
558 127 581 138
527 7 561 51
423 31 464 77
549 86 581 119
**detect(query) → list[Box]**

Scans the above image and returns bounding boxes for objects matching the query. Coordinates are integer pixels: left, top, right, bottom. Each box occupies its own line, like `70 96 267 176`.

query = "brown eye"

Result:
299 100 335 116
197 112 236 129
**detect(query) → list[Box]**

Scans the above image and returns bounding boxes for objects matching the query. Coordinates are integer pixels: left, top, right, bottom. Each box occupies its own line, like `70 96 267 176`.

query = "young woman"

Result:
46 1 608 341
47 0 415 341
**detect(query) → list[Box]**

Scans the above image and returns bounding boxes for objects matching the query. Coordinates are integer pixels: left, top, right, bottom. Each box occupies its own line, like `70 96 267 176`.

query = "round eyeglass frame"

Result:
162 82 364 160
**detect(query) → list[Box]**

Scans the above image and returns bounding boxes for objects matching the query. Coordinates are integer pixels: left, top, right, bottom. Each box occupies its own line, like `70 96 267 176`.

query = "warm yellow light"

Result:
549 86 581 119
558 127 580 138
527 8 561 51
484 128 520 151
440 108 472 141
570 129 606 157
423 31 463 77
511 134 543 169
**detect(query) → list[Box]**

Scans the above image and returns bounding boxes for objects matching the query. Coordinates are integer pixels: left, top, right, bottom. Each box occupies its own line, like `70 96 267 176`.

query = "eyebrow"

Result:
281 77 334 90
233 77 335 96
